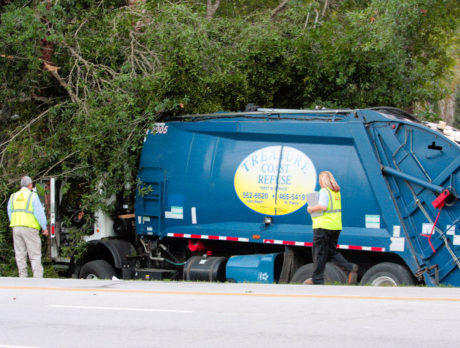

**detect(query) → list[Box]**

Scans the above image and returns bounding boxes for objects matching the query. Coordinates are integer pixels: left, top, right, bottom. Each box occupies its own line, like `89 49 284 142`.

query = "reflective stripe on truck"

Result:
167 233 385 252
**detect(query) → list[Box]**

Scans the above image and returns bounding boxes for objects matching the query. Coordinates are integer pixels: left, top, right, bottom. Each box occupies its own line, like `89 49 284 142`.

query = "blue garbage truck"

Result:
48 107 460 286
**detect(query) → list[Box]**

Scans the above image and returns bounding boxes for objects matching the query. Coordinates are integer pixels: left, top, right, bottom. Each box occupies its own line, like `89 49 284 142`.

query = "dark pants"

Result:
312 228 352 284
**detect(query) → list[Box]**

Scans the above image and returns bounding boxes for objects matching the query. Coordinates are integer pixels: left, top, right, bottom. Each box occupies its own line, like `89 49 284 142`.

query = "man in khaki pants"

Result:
7 176 49 277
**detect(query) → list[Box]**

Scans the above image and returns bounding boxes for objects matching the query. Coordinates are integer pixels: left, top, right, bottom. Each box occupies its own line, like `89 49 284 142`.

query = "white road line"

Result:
0 345 46 348
50 305 192 313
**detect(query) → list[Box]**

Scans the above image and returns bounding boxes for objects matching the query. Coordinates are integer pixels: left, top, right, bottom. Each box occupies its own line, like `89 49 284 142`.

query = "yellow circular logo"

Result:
234 146 316 215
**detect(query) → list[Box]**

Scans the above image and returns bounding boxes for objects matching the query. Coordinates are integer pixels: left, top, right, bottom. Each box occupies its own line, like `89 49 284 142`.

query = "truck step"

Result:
134 268 178 281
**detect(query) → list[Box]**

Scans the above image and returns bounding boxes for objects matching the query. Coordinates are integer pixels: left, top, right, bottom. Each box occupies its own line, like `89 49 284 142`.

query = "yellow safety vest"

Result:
312 187 342 230
9 188 41 230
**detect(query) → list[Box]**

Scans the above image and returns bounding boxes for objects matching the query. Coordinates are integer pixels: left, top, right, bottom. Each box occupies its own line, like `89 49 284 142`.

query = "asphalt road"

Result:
1 277 460 348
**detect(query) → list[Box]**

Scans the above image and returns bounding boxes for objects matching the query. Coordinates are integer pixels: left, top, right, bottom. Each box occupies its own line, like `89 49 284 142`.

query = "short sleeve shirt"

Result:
318 188 329 207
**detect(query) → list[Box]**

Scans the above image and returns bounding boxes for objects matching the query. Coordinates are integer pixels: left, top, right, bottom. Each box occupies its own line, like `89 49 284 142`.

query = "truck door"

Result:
135 168 166 236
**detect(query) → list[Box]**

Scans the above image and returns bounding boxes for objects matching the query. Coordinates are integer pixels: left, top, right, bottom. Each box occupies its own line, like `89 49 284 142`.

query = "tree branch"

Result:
313 8 319 27
271 0 290 20
37 151 78 180
321 0 329 18
45 63 81 105
0 108 52 151
0 107 55 168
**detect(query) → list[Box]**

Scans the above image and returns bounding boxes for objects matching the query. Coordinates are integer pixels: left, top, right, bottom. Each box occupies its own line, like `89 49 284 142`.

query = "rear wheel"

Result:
290 262 347 284
80 260 116 280
360 262 415 286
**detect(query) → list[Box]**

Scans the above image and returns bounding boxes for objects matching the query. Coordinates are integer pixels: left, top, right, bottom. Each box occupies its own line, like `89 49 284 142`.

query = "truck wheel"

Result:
80 260 116 280
360 262 415 286
290 262 347 284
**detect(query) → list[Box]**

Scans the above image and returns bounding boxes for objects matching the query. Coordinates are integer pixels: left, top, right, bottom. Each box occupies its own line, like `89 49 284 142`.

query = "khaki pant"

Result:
12 226 43 278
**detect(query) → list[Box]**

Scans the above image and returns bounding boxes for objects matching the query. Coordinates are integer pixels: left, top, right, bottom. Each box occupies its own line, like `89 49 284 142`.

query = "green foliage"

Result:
59 225 90 261
417 109 441 123
456 86 460 128
0 208 16 276
136 179 154 197
0 5 47 118
0 0 459 276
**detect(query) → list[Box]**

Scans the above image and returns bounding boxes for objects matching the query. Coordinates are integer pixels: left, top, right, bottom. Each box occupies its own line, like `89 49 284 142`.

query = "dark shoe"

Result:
347 264 358 284
303 279 314 285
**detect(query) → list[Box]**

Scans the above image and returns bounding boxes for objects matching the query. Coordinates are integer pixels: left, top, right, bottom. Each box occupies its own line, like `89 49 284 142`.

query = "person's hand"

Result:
42 229 49 237
307 206 313 214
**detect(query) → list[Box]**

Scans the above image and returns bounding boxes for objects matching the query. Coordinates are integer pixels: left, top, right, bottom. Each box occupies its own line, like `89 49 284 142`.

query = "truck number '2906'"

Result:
152 123 168 134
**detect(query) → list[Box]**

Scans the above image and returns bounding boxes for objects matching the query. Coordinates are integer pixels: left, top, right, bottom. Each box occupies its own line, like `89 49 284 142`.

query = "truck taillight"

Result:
50 178 56 239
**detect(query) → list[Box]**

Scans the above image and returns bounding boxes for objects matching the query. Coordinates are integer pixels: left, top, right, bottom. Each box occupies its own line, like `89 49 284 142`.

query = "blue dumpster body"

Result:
135 108 460 286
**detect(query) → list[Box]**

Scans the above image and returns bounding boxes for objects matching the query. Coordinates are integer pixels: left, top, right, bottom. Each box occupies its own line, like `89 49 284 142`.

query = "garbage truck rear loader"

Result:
50 107 460 286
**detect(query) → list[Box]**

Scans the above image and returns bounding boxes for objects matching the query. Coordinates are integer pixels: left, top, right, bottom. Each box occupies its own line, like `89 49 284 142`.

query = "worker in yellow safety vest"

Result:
7 176 48 278
306 171 358 285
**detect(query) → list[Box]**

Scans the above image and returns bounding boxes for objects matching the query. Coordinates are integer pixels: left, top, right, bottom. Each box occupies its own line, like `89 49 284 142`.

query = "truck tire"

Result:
290 262 347 284
80 260 116 280
360 262 415 286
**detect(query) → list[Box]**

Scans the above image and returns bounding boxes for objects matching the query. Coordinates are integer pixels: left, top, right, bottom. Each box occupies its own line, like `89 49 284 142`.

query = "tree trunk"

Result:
439 60 460 126
40 0 54 65
206 0 220 19
438 87 456 126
